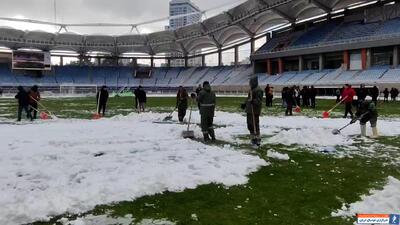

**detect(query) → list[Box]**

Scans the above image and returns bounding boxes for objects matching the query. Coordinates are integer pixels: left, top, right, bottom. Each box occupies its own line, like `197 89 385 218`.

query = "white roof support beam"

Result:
272 8 296 23
143 36 155 55
200 23 222 48
225 12 255 37
309 0 332 13
173 30 188 55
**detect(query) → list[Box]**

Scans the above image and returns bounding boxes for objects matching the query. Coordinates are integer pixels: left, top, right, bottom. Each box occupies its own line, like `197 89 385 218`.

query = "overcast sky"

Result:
0 0 245 35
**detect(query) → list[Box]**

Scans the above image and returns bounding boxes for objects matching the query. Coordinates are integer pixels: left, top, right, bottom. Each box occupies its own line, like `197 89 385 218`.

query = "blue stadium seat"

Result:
378 69 400 83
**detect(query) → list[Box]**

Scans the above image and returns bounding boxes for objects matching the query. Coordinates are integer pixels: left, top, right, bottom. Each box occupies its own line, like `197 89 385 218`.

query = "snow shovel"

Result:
332 123 352 135
163 102 179 121
323 96 347 119
182 99 195 139
29 106 49 120
332 112 368 135
294 105 302 113
163 108 176 121
29 96 55 119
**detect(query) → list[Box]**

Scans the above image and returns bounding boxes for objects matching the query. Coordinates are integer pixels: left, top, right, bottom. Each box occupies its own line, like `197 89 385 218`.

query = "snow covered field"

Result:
332 176 400 217
1 111 400 224
0 112 268 225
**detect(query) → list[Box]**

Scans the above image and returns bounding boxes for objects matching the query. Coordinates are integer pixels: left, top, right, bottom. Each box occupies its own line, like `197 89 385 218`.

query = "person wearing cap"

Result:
351 100 379 138
197 81 216 142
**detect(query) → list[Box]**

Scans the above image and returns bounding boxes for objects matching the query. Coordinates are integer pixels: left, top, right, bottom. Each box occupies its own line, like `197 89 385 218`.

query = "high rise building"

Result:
167 0 202 67
168 0 201 30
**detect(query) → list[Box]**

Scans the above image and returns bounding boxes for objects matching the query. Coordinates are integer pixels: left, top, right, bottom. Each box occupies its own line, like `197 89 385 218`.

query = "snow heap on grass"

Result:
59 214 134 225
332 176 400 217
0 113 267 225
267 150 290 160
194 111 400 147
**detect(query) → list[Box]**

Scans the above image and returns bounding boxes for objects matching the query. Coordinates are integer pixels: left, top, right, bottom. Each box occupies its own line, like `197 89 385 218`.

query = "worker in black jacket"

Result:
137 86 147 112
15 86 32 121
176 86 189 122
96 86 109 116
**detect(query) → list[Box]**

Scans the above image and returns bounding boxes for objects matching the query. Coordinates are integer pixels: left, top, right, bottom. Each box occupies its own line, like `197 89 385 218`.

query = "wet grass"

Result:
1 96 399 120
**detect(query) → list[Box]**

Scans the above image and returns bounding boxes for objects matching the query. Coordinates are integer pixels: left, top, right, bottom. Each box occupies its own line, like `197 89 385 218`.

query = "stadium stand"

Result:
333 71 360 84
286 71 313 86
272 72 298 86
292 22 340 47
301 71 329 86
1 61 400 90
255 18 400 54
353 68 388 84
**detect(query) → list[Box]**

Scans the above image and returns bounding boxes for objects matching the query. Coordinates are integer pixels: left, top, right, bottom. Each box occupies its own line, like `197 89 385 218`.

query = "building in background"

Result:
166 0 202 67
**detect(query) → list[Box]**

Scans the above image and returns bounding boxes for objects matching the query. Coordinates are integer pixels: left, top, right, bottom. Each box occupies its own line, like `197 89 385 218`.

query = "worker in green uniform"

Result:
351 100 379 138
242 76 264 146
197 81 216 142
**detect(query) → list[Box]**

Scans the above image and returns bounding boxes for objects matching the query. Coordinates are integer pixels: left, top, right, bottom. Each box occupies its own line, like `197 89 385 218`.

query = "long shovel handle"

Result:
170 100 181 117
339 112 369 132
187 99 193 131
250 91 257 136
29 96 54 117
169 107 177 117
29 105 40 113
338 122 352 132
328 96 347 113
96 90 101 114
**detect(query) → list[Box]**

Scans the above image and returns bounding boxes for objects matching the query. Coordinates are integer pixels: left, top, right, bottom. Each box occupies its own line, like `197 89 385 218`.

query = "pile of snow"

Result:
195 112 400 147
59 214 134 225
0 113 267 225
58 214 175 225
332 176 400 217
267 150 290 160
136 218 176 225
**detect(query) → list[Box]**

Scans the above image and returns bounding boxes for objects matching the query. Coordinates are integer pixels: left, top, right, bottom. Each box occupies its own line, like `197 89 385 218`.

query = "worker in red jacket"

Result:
341 84 356 118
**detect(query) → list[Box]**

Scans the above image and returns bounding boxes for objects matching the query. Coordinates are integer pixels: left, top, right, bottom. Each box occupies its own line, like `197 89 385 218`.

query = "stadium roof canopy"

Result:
0 0 377 56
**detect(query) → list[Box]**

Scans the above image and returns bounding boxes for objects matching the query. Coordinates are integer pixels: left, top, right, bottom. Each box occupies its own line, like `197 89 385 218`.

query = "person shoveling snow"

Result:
28 85 41 120
15 86 33 122
332 100 378 138
30 94 58 120
355 100 379 138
